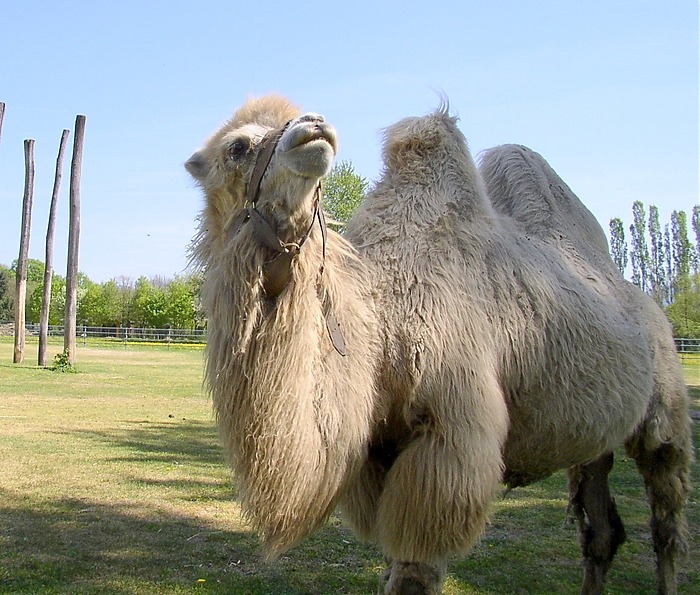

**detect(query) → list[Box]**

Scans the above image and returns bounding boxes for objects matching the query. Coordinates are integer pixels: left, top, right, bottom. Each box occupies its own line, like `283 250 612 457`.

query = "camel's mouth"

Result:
299 132 336 152
296 121 337 149
278 116 338 156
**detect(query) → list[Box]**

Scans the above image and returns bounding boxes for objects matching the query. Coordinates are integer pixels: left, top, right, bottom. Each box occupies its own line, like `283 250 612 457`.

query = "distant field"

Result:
0 342 697 594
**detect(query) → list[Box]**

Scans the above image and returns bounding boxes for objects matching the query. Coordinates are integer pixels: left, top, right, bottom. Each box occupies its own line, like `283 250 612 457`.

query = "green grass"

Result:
0 340 697 594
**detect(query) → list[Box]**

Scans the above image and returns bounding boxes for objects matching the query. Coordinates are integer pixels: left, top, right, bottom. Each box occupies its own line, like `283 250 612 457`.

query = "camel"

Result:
185 95 693 594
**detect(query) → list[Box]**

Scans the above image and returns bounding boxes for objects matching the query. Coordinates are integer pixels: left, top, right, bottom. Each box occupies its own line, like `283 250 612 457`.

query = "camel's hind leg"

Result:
567 452 627 595
625 415 692 595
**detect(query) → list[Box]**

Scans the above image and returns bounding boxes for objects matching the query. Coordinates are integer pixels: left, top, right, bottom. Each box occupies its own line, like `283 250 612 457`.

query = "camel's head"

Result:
186 95 338 251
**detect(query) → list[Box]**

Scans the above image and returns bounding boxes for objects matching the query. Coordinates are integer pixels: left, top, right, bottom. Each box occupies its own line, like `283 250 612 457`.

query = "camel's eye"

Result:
227 139 249 160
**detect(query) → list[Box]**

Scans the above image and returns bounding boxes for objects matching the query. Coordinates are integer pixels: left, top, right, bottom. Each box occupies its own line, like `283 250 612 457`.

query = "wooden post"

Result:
38 129 70 367
64 116 86 364
0 102 5 144
14 139 35 364
64 116 85 364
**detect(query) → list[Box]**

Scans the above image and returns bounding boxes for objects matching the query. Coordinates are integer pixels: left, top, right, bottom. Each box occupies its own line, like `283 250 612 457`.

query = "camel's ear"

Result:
185 151 209 182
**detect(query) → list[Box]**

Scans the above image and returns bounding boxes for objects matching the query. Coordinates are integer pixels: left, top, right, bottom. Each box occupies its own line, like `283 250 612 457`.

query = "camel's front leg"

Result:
375 384 508 594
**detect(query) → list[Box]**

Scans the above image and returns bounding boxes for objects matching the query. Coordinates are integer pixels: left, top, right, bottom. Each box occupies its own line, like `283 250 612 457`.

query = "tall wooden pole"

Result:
0 102 5 144
14 139 35 364
38 129 70 367
64 116 85 364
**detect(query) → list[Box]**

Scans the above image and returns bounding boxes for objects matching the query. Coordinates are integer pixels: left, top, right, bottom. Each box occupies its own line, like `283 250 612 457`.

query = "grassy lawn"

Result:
0 340 697 594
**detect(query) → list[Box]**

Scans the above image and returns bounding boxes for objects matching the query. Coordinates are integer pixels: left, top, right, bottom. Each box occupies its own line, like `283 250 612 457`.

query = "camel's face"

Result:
259 113 338 218
275 113 338 180
186 101 337 245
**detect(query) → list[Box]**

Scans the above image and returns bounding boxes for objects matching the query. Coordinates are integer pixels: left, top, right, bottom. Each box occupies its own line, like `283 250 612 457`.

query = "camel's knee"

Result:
627 438 692 514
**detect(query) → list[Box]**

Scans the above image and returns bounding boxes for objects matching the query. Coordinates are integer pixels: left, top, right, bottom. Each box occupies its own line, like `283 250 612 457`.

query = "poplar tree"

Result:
608 218 628 276
629 201 650 291
664 224 674 301
671 210 692 295
691 205 700 275
647 205 667 305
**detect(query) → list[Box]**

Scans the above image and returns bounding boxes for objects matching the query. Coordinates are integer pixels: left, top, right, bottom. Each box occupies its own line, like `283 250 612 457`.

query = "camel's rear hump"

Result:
479 144 615 273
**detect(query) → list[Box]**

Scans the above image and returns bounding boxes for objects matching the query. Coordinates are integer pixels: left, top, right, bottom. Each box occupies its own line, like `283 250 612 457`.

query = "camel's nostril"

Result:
299 113 324 124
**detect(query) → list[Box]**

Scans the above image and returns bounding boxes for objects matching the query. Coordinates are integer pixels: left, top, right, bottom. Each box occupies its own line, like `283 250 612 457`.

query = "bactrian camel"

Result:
185 95 693 594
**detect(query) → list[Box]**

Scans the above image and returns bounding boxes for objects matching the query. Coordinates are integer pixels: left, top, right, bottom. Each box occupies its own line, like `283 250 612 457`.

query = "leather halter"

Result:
227 121 346 356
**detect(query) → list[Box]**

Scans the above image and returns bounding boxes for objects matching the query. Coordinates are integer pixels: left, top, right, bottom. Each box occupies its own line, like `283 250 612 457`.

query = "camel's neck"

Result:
202 229 379 556
253 174 322 244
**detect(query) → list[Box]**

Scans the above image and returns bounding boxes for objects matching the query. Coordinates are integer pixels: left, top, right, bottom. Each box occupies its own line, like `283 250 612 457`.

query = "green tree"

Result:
166 276 197 329
130 277 152 327
0 265 14 322
113 276 135 326
647 205 667 305
608 218 628 276
665 274 700 338
664 224 674 301
26 275 66 325
131 277 168 328
99 281 123 327
670 210 693 297
77 280 121 327
77 280 100 326
323 160 368 231
629 201 650 291
692 205 700 275
12 258 45 283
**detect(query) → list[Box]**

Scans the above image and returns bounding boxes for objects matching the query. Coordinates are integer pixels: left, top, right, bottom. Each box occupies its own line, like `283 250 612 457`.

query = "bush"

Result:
50 349 76 373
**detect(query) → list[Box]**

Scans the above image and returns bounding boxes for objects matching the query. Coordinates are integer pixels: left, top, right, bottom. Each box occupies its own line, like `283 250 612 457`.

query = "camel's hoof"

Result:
382 560 446 595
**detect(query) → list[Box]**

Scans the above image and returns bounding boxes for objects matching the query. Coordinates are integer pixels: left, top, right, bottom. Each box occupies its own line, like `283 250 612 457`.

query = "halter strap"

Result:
245 122 290 207
227 122 346 356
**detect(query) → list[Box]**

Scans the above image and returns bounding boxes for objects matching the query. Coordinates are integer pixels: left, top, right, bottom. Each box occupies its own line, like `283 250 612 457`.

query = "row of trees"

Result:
610 203 700 337
0 260 203 330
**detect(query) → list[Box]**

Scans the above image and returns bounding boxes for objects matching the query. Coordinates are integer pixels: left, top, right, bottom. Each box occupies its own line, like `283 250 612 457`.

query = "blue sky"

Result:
1 1 697 282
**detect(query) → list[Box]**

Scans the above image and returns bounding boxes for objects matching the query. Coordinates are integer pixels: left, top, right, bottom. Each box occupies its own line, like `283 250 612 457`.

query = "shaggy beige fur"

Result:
187 96 383 555
479 143 693 594
187 97 692 594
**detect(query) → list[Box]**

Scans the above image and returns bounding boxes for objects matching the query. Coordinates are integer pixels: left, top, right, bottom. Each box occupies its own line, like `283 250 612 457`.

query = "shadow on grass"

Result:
5 419 383 593
0 490 383 594
69 419 226 466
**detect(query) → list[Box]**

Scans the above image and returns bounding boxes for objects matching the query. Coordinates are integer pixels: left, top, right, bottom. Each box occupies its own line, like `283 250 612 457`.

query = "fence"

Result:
4 324 700 359
23 324 206 347
675 338 700 366
674 337 700 353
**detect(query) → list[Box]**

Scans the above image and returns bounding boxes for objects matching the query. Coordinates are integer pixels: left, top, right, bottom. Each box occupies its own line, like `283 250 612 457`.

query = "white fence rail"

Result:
25 324 206 345
4 324 700 357
674 338 700 354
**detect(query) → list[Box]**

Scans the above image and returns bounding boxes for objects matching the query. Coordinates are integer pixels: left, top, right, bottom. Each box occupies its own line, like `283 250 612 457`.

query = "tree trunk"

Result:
39 129 70 367
64 116 86 365
14 139 35 364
